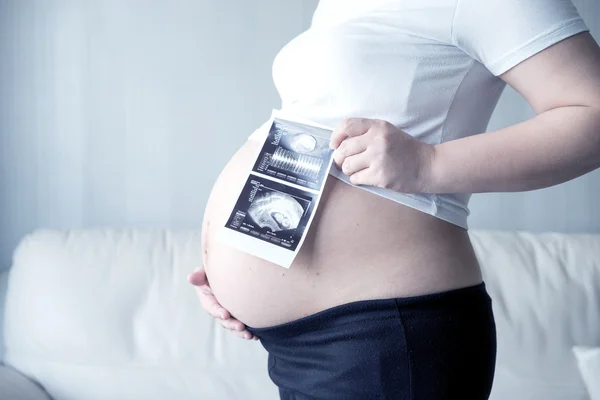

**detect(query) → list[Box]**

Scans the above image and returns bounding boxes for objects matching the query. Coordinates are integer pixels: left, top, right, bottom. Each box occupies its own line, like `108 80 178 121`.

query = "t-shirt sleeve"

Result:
451 0 589 76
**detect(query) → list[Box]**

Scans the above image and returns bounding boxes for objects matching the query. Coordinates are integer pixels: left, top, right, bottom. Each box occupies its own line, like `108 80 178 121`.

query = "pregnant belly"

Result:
203 139 482 328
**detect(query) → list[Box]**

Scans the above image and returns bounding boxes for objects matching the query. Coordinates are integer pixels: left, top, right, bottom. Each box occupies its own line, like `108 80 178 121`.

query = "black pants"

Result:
246 283 497 400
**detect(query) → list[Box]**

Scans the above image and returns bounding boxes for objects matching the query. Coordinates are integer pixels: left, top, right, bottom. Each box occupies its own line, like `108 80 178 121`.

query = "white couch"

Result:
0 229 598 400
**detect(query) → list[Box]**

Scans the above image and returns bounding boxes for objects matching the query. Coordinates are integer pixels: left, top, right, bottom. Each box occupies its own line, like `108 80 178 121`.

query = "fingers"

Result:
234 331 257 340
216 318 259 340
199 289 258 340
333 136 368 168
217 317 247 332
188 267 259 341
188 267 230 319
330 118 373 150
214 311 259 340
340 152 370 176
194 286 258 340
194 285 231 319
188 267 208 286
348 167 373 186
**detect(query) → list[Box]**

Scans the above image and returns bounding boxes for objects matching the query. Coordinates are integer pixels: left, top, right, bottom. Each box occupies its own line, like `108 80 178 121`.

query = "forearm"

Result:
425 106 600 194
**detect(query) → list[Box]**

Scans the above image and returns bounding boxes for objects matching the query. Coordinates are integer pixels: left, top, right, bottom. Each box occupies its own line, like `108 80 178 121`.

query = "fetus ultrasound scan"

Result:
248 190 306 232
225 175 315 251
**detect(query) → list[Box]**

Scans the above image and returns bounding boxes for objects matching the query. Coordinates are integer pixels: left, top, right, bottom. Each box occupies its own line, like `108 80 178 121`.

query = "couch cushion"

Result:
3 229 278 400
470 231 600 400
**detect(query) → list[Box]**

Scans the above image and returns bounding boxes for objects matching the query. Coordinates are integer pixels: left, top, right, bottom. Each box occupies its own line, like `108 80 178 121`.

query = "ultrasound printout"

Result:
219 109 334 268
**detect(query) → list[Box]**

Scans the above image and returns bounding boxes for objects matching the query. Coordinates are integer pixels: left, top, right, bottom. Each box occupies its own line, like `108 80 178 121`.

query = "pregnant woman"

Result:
189 0 600 398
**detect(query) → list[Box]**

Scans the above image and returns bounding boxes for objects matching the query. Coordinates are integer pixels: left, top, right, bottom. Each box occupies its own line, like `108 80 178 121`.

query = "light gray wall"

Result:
1 0 599 269
0 0 319 268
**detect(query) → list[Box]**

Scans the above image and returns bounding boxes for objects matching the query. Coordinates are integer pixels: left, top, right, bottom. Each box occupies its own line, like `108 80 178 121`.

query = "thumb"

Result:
188 266 209 287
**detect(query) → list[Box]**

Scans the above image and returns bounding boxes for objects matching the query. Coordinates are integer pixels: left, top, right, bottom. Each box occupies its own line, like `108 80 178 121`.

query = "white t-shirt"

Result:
249 0 589 229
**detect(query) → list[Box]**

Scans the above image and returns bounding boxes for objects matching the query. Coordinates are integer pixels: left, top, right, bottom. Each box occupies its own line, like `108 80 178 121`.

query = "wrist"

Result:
419 143 440 194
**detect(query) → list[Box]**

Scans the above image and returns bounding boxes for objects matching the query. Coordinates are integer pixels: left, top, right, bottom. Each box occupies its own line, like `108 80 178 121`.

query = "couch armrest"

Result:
0 364 52 400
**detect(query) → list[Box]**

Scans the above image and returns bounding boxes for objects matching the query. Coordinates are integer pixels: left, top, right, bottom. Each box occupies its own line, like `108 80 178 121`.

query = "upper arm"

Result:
452 0 599 113
500 32 600 114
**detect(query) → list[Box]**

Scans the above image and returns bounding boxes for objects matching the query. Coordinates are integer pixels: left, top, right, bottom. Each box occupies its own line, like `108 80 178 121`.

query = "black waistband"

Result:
246 282 489 340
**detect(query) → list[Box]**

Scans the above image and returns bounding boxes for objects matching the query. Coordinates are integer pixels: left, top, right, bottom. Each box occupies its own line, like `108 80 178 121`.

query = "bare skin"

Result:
190 32 600 339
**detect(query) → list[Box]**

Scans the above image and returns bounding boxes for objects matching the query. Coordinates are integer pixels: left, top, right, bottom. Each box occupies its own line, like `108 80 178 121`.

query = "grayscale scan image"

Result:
225 175 316 251
247 190 306 232
252 117 334 190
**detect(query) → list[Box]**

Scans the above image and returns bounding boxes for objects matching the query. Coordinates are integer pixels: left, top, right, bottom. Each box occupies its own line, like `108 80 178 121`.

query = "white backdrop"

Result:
1 0 599 268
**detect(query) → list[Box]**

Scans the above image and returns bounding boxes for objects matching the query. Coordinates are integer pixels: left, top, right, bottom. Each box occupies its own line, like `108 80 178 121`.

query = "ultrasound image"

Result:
270 147 323 180
225 175 316 251
252 118 333 189
247 190 305 232
288 132 318 153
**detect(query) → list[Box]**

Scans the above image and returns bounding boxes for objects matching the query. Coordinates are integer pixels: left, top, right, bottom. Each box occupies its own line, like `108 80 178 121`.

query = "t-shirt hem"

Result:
487 18 589 76
248 132 470 230
328 167 469 230
434 198 469 230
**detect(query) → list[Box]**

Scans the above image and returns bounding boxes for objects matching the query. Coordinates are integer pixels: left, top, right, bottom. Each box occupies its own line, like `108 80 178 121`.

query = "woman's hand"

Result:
188 267 258 340
330 118 435 194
